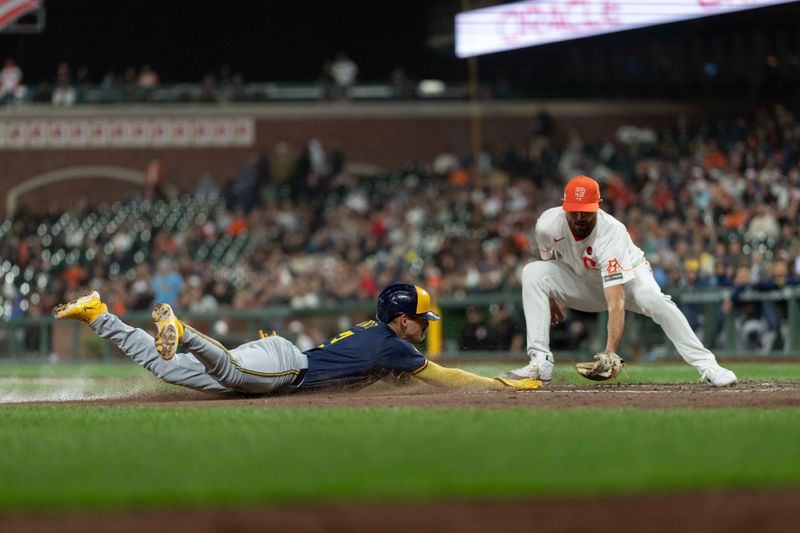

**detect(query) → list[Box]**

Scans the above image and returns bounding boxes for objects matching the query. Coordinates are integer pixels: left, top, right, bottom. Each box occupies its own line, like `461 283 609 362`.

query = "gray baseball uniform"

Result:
90 313 308 394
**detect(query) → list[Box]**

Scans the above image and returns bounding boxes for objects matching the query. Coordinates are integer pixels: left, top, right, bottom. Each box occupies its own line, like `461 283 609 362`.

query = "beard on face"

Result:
567 212 596 238
570 220 590 238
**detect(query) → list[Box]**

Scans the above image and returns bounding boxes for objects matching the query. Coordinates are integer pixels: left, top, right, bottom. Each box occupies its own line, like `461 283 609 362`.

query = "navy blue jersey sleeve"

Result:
379 337 427 374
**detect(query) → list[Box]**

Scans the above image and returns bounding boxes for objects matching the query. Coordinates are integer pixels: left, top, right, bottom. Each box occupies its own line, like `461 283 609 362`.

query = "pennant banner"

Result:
0 117 255 149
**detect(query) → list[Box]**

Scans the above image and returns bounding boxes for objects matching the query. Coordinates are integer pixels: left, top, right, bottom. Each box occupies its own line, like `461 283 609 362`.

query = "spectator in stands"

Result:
145 159 167 201
749 258 799 352
225 160 258 212
330 52 358 100
432 152 459 181
74 66 91 102
51 62 76 107
227 207 248 236
677 261 709 337
531 108 555 140
195 174 220 197
122 66 138 102
489 304 523 352
62 263 88 293
0 57 23 105
211 278 234 307
284 320 315 351
200 72 218 102
181 275 218 313
318 60 335 100
151 258 184 307
710 259 734 289
137 64 160 101
222 71 247 102
723 265 770 352
217 64 233 89
458 306 495 351
99 71 121 103
128 263 154 311
748 204 780 240
33 81 51 103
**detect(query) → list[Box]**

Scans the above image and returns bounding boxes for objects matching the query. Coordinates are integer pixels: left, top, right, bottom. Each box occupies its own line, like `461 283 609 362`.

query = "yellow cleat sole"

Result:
152 304 179 361
53 290 106 324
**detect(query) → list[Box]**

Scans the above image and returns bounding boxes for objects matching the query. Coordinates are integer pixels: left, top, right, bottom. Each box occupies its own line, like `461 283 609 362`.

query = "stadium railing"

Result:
11 81 471 105
2 287 799 362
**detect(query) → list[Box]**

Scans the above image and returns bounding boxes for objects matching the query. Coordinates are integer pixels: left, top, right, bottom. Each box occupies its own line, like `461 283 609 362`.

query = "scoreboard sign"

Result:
456 0 798 57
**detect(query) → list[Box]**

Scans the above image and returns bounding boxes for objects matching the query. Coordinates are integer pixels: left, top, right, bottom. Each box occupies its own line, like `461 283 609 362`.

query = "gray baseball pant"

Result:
89 313 308 394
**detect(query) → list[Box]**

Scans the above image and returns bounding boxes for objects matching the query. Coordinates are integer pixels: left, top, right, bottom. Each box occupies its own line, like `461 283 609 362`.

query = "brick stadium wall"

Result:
5 148 255 215
0 101 696 217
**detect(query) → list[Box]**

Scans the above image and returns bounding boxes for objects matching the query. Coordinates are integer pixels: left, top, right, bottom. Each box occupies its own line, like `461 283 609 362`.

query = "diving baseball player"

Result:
55 284 541 394
505 175 737 386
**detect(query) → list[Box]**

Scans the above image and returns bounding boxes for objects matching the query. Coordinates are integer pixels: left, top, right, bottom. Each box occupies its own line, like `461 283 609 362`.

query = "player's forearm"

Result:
606 306 624 352
603 284 626 353
411 360 506 390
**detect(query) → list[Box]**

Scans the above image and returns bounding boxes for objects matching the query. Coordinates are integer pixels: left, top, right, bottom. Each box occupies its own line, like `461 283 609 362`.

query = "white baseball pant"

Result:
521 260 721 372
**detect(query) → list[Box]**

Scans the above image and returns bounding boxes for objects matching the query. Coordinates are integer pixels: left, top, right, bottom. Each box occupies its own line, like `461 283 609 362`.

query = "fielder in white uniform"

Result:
506 175 737 386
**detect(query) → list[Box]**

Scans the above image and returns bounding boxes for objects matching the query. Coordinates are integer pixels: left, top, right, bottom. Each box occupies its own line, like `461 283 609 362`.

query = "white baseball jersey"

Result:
535 207 645 288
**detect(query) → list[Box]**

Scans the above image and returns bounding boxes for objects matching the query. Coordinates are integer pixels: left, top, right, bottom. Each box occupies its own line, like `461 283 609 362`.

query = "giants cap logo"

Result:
563 176 601 213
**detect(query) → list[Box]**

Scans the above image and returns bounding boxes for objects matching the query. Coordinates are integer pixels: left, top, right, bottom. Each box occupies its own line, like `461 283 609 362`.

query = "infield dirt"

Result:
16 379 800 409
1 489 798 533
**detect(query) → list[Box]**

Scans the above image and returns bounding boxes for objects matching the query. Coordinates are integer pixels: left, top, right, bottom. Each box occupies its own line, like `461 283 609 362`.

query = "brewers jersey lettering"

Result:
535 207 645 288
300 319 427 390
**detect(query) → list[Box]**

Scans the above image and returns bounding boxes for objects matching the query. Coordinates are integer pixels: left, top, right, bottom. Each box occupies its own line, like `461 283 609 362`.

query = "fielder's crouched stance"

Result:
506 176 737 387
55 284 541 394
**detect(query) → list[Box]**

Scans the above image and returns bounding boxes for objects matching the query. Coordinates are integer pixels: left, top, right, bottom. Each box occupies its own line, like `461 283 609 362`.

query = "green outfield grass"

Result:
1 361 799 511
0 406 798 510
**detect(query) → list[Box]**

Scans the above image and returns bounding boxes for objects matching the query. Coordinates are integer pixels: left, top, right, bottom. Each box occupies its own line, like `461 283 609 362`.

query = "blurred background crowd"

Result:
2 102 799 353
0 54 373 106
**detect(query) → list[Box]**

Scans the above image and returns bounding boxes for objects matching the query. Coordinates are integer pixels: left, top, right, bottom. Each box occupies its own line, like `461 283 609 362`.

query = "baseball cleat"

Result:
699 365 737 387
53 291 108 325
503 353 554 383
152 303 184 361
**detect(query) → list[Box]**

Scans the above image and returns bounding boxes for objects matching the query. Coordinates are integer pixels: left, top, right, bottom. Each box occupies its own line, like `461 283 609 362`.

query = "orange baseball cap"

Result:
562 175 601 212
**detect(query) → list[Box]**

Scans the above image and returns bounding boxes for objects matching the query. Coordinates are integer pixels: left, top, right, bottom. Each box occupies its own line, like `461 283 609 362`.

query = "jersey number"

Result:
318 329 354 348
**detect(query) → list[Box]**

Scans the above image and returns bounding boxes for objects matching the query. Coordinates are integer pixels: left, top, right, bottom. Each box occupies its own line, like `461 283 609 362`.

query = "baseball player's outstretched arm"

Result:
604 284 626 352
409 360 541 390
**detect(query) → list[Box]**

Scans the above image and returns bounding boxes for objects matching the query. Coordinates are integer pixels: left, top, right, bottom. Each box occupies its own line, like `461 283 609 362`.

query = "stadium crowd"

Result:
0 54 404 105
2 104 800 353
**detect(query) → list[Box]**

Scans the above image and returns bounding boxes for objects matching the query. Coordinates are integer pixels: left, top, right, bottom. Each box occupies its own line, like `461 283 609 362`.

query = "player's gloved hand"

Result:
575 351 625 381
494 377 544 390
